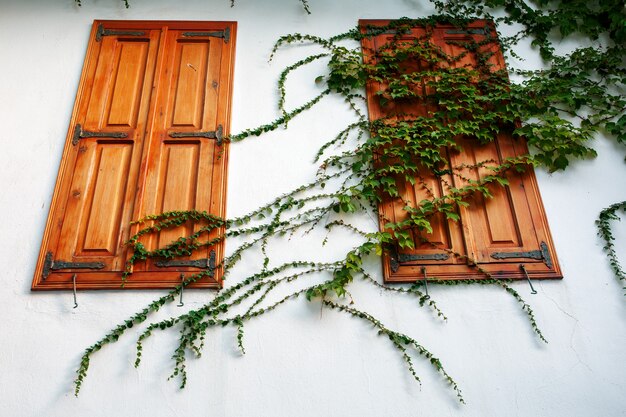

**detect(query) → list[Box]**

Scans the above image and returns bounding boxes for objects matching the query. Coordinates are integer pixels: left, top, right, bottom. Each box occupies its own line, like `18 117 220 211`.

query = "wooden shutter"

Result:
32 21 236 290
360 20 561 282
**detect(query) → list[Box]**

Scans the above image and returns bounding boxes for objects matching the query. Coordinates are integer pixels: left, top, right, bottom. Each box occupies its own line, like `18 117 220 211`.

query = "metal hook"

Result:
421 267 430 300
177 274 185 307
72 274 78 309
519 264 537 295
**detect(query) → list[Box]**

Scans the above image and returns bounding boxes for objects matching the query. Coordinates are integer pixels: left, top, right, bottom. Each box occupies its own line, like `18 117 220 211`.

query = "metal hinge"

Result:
96 24 146 42
445 27 490 36
42 251 105 280
154 250 216 277
389 246 449 273
169 125 223 145
398 253 450 262
182 27 230 43
364 28 400 36
72 124 128 146
490 241 553 268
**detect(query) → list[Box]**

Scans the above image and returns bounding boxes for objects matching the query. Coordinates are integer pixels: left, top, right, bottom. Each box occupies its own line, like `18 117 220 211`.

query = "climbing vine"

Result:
72 0 625 402
597 201 626 292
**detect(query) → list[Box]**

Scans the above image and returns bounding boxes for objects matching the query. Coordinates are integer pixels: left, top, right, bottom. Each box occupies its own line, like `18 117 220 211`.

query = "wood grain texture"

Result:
81 143 133 254
32 21 237 290
360 20 561 282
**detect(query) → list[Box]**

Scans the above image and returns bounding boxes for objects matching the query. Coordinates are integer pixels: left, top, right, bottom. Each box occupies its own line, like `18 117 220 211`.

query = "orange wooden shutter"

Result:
360 20 561 282
32 21 236 290
132 26 234 285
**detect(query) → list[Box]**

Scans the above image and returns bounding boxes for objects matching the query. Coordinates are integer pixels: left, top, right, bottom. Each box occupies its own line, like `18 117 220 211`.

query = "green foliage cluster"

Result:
435 0 626 169
73 0 625 402
596 201 626 292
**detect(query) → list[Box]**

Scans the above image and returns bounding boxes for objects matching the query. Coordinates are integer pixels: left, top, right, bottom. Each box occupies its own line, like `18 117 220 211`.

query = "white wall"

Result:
1 1 625 416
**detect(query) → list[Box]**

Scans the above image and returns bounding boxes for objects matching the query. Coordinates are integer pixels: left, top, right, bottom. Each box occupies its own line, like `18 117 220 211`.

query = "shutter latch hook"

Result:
177 274 185 307
519 264 537 295
72 274 78 309
421 267 430 300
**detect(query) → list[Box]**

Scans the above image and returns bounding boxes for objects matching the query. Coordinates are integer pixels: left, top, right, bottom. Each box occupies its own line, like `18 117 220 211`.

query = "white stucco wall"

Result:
1 1 625 416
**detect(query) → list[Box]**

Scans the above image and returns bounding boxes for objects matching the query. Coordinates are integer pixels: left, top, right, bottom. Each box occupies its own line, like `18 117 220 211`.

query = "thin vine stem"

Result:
73 4 624 401
597 200 626 292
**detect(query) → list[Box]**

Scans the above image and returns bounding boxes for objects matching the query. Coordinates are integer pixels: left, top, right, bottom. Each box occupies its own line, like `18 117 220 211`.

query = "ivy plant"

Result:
597 201 626 292
71 0 625 403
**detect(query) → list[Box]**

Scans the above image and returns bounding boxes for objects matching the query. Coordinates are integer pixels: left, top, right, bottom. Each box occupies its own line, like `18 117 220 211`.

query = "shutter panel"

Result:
362 28 469 281
361 20 561 282
32 24 161 289
32 21 236 290
437 24 544 266
134 28 233 281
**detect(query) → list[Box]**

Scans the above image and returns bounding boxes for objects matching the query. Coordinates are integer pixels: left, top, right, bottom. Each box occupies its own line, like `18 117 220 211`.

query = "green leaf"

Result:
553 155 569 171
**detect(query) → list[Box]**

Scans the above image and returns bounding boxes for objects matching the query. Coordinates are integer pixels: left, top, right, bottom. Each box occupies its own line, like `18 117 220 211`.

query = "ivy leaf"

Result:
553 155 569 171
445 212 460 222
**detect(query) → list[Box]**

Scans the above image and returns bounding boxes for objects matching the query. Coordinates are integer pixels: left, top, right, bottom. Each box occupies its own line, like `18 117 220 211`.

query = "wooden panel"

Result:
362 33 429 119
362 25 465 271
156 143 200 246
435 23 545 263
201 38 222 133
393 166 467 264
83 38 116 130
85 38 151 130
171 42 210 127
107 41 149 127
51 31 158 270
33 23 157 288
133 29 228 281
54 141 98 261
81 142 133 254
467 136 547 264
32 21 237 290
409 172 459 249
152 37 221 257
360 20 561 282
450 138 524 249
474 142 519 245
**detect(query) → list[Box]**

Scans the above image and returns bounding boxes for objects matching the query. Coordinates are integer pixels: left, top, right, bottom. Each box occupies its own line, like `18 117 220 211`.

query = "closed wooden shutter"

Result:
360 20 561 282
32 21 236 290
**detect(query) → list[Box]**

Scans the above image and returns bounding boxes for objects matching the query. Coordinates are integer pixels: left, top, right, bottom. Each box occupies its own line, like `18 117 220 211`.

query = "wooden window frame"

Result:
32 20 236 290
360 19 562 283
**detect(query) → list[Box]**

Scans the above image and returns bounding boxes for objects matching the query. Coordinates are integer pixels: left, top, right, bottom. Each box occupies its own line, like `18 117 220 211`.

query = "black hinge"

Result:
389 246 449 273
42 252 105 280
169 125 223 145
154 250 216 277
364 28 400 36
490 241 553 268
182 27 230 43
72 124 128 146
398 253 450 262
445 27 490 36
96 24 146 42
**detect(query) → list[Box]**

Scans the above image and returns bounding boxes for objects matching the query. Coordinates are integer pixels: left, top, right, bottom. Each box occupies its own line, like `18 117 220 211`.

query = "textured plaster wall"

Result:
0 0 625 416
